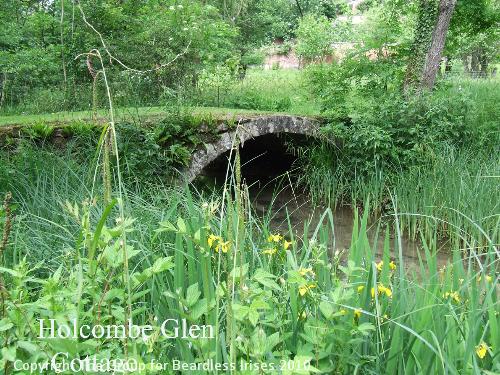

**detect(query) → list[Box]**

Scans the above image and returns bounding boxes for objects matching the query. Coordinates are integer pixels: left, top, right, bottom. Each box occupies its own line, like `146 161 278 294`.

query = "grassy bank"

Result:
0 145 498 373
0 106 292 127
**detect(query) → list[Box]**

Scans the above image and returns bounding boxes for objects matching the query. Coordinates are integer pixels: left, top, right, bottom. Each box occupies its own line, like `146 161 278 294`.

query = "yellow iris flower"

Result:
298 283 316 296
475 342 490 359
263 248 277 255
371 284 393 299
207 234 219 248
267 233 283 243
215 240 230 253
443 291 460 303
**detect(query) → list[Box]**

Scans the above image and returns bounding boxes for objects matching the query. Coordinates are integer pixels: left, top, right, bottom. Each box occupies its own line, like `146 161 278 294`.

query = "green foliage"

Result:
296 14 335 61
21 123 56 141
116 109 208 182
0 171 497 373
195 68 319 114
198 65 236 107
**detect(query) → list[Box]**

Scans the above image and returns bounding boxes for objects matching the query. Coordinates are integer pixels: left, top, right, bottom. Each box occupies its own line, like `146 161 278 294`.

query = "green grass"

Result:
196 68 321 116
0 106 292 127
0 69 322 127
0 145 497 373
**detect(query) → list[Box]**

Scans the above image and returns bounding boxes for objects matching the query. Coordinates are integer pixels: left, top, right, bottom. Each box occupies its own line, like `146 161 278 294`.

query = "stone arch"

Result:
184 115 320 182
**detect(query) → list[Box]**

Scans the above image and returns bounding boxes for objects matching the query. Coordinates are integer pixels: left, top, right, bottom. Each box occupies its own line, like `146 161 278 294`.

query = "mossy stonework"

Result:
184 115 321 182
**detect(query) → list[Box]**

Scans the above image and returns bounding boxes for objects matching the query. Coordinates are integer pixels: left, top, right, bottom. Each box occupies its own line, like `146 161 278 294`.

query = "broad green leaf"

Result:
152 256 174 273
248 309 259 326
0 319 13 332
156 221 177 233
232 304 250 321
319 301 334 319
177 217 187 234
253 268 281 291
186 283 201 307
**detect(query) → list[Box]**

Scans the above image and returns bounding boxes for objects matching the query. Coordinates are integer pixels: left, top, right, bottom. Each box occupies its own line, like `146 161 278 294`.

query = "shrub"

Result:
296 14 334 62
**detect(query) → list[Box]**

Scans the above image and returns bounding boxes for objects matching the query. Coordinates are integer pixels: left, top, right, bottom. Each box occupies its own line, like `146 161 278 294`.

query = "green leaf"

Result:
266 332 281 352
0 319 13 332
17 341 38 355
186 283 201 307
104 288 124 302
357 322 375 336
152 257 174 273
156 221 177 233
232 304 249 321
0 267 21 277
1 346 16 362
177 217 187 234
319 301 334 319
253 268 281 291
229 263 249 280
248 309 259 326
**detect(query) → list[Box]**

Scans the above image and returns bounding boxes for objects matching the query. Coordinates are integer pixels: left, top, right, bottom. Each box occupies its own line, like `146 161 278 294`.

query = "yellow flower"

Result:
267 233 283 243
298 283 316 297
339 309 347 315
443 291 460 303
298 267 315 277
300 311 307 319
263 248 277 256
381 285 392 298
475 342 490 359
354 309 362 319
207 234 219 248
215 240 230 253
389 261 396 271
477 275 493 283
283 239 292 250
376 261 384 272
369 284 393 299
357 285 365 293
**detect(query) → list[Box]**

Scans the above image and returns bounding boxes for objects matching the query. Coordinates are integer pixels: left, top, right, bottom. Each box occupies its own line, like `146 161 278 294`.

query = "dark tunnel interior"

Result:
197 133 309 188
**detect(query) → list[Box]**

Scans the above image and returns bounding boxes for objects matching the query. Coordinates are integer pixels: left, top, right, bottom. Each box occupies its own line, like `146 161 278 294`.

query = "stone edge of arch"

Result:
183 115 321 183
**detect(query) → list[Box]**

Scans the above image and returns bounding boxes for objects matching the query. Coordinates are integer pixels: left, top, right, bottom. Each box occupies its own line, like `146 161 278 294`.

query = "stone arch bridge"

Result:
185 115 322 182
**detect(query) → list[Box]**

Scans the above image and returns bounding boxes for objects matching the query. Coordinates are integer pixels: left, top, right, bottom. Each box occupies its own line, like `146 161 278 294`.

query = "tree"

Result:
420 0 457 88
296 14 334 62
448 0 499 77
404 0 457 91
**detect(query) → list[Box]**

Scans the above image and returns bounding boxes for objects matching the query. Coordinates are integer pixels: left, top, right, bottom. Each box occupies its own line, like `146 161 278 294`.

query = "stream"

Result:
249 183 451 271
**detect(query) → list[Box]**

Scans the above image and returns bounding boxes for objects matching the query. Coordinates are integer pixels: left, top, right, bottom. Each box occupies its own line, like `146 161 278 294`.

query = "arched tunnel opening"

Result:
196 133 310 189
194 133 315 225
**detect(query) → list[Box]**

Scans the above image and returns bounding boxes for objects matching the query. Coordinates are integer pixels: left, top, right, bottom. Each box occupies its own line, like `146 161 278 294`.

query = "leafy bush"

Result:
197 65 237 107
303 56 495 179
296 14 334 61
116 109 208 182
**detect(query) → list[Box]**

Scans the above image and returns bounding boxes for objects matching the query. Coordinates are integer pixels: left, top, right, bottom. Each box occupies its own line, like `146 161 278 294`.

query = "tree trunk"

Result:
420 0 457 89
0 73 6 108
403 0 437 92
462 55 470 75
479 49 488 78
471 50 480 78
